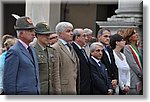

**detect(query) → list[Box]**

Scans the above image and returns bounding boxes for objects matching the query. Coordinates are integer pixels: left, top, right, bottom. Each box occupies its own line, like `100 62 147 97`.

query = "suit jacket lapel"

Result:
72 42 89 63
58 40 75 63
102 50 110 64
30 46 37 64
90 57 106 80
18 41 35 64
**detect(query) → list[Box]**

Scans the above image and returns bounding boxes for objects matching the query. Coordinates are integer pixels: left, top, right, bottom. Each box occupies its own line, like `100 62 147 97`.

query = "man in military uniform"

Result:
34 22 61 95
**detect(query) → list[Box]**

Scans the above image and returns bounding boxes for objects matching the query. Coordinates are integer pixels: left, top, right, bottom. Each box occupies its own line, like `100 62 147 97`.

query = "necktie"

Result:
98 61 110 86
98 61 105 74
66 43 71 51
81 48 88 61
27 46 34 61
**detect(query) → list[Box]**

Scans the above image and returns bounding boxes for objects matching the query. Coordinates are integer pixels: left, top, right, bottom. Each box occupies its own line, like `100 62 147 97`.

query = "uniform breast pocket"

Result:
37 54 47 64
50 54 55 63
38 58 47 72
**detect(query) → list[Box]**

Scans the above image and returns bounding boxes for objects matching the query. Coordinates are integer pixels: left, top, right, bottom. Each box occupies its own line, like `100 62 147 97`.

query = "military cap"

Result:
35 22 54 35
14 16 35 30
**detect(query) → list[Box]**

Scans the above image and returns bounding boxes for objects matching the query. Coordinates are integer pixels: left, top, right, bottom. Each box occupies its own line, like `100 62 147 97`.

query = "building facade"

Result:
0 0 142 49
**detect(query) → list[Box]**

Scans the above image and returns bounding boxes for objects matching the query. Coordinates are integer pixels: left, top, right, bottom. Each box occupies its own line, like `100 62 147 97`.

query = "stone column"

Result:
49 3 61 31
117 0 142 14
25 0 61 31
96 0 143 34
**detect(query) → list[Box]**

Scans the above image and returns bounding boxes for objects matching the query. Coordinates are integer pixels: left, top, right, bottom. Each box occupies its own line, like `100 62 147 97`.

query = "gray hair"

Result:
84 28 93 35
16 30 23 38
97 28 110 36
72 28 84 41
55 22 73 34
90 42 104 53
73 28 83 36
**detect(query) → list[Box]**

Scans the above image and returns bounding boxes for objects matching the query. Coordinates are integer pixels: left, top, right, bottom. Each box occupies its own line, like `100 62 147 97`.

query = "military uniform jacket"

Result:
35 43 61 95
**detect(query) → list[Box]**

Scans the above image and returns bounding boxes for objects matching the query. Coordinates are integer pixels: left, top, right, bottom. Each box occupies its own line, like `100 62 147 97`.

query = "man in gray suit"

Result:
3 17 40 95
34 22 61 95
52 22 79 95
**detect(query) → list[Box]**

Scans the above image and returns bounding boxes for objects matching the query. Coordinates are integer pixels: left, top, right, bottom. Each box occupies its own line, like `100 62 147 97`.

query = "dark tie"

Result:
98 61 110 88
98 61 106 74
27 46 34 61
98 61 108 80
66 43 71 51
81 48 88 61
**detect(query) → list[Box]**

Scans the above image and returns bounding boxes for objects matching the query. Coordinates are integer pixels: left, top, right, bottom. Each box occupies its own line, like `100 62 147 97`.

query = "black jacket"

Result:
89 56 112 95
101 46 118 80
72 42 92 95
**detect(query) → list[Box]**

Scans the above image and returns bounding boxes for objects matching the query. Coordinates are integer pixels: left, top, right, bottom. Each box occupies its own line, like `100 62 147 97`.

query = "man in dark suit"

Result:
97 28 118 91
72 28 91 95
3 17 40 95
89 42 113 95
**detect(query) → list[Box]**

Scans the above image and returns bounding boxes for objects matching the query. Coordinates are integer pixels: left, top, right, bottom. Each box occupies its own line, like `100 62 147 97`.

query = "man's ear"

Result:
97 35 101 42
19 31 24 37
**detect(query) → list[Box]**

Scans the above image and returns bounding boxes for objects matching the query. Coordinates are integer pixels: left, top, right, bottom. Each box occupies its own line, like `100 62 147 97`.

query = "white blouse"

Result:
113 50 130 90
